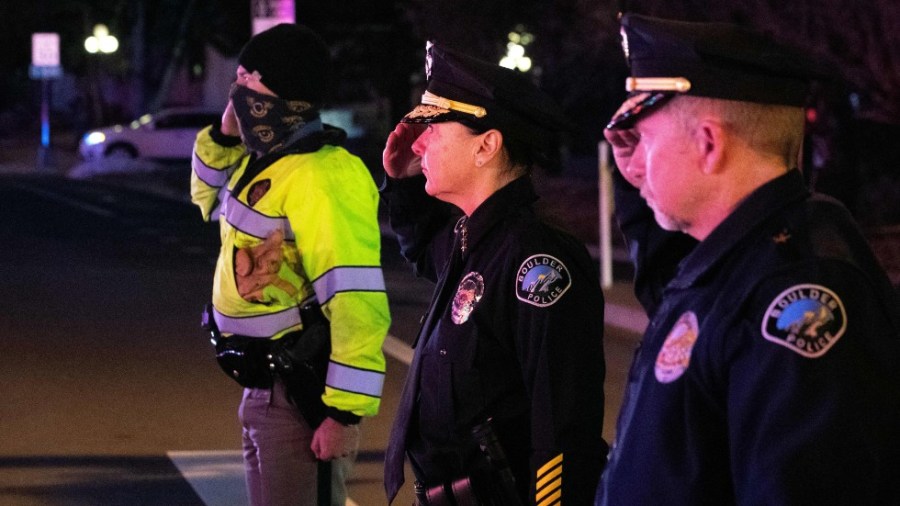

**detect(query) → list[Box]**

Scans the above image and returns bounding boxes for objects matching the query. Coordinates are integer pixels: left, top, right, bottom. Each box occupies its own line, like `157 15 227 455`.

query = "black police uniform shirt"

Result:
383 175 608 504
597 169 900 505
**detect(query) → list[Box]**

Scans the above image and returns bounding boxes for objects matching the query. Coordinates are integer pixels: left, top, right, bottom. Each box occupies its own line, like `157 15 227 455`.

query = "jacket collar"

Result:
458 176 538 259
671 169 809 288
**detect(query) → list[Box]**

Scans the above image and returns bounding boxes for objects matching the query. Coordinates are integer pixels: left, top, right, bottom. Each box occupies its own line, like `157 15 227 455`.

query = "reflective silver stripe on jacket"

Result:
221 192 296 241
192 152 231 188
209 185 229 221
213 306 301 338
326 361 385 398
313 266 386 304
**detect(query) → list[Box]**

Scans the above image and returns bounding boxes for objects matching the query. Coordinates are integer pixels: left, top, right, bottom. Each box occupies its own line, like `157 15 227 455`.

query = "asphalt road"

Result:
0 172 641 505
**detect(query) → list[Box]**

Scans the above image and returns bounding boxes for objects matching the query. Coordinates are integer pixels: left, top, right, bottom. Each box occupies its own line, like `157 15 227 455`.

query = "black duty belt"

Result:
201 301 330 427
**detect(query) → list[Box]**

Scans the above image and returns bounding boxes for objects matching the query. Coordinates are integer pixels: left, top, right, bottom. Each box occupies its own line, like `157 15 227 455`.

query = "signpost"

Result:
31 32 62 171
251 0 295 35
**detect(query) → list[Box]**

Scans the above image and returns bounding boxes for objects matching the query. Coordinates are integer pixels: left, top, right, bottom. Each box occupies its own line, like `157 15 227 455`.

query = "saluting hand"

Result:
221 100 240 137
604 93 648 189
382 122 425 179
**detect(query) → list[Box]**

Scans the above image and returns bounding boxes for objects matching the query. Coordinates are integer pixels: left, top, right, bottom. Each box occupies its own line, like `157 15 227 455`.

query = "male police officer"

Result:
596 14 900 505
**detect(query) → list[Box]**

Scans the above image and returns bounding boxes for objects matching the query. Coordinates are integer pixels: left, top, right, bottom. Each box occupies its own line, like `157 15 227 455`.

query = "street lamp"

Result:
500 26 534 73
84 24 118 128
84 24 118 54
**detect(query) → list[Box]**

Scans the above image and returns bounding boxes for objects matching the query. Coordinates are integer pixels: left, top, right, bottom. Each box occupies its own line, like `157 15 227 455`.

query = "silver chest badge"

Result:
451 272 484 325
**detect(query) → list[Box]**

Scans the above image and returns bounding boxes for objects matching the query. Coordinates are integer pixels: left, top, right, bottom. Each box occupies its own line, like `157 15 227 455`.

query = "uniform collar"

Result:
670 169 809 288
460 176 538 257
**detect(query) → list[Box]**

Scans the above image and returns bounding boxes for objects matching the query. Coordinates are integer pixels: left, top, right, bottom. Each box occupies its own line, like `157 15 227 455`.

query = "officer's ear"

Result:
694 117 727 175
472 129 503 167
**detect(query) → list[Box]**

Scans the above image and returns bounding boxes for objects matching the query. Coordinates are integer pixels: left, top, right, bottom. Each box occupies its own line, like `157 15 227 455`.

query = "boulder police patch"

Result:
452 272 484 324
761 283 846 358
655 311 699 383
516 254 571 307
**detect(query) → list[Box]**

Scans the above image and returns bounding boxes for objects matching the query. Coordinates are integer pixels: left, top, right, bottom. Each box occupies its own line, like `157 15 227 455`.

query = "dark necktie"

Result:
384 217 468 503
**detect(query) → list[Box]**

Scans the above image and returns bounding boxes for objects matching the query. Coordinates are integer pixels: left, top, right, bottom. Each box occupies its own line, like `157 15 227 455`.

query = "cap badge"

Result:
762 284 846 358
619 26 630 61
452 271 484 325
655 311 699 383
425 41 434 80
516 254 572 307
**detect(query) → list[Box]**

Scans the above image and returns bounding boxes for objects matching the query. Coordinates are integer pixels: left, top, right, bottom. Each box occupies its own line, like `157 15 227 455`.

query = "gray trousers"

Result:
239 380 356 506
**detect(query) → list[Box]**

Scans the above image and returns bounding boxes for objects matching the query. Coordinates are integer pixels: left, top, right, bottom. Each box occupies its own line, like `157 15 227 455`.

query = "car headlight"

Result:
83 132 106 146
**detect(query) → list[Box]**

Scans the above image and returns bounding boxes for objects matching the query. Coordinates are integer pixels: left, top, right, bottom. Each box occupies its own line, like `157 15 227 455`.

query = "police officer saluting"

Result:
596 14 900 505
191 24 390 506
382 43 608 504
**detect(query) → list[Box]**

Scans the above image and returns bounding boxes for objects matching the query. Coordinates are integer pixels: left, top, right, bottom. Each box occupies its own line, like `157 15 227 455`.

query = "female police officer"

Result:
382 43 608 505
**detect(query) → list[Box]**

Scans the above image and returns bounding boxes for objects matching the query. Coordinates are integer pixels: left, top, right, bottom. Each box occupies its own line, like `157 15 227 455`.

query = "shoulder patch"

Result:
761 284 846 358
515 254 572 307
655 311 699 383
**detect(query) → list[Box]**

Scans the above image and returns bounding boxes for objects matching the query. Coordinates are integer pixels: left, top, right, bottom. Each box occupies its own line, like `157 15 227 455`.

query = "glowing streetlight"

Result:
500 27 534 73
84 24 118 54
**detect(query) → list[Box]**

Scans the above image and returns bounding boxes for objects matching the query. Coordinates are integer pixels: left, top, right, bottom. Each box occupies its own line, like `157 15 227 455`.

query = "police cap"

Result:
607 14 826 130
402 42 567 148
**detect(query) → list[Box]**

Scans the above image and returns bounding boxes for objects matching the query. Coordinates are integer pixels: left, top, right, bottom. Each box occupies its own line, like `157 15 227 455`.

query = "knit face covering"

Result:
229 84 321 154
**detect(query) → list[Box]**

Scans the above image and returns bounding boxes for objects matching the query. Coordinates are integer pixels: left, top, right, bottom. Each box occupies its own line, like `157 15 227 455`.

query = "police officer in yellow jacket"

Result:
190 24 390 506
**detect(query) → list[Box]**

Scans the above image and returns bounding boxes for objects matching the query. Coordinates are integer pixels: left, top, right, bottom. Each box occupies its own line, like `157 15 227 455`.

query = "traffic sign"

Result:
29 65 62 80
32 32 60 67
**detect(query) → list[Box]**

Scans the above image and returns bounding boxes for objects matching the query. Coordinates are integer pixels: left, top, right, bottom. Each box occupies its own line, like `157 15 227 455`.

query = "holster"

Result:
202 302 331 428
268 300 331 428
413 420 524 506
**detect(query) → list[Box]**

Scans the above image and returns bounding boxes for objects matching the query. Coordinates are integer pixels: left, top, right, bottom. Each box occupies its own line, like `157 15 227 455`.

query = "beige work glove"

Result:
234 229 300 304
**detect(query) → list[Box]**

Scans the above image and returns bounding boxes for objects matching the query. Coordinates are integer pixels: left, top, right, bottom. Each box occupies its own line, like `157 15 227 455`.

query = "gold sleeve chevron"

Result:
536 453 563 506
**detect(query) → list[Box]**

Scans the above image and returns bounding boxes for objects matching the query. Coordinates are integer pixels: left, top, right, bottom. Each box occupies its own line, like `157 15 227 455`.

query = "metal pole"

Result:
598 140 613 289
38 77 51 171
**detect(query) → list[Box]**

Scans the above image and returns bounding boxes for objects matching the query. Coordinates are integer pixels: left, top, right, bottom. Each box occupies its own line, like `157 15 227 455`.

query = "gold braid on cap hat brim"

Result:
626 77 692 93
421 91 487 118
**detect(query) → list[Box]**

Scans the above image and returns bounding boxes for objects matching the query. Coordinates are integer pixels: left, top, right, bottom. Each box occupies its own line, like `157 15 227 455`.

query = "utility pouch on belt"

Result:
201 301 330 428
413 419 523 506
203 304 273 389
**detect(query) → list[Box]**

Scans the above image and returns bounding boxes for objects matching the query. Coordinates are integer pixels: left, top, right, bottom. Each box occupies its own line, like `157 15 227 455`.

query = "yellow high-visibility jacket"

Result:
191 124 390 418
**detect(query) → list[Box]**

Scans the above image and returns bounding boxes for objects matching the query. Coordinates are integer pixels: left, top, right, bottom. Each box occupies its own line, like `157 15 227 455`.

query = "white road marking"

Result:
168 450 359 506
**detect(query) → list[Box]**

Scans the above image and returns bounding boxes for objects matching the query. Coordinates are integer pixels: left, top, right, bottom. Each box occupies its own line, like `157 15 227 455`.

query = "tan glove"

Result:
234 229 299 303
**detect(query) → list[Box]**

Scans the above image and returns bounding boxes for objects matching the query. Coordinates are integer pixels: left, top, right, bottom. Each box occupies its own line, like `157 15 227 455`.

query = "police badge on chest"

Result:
452 272 484 324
